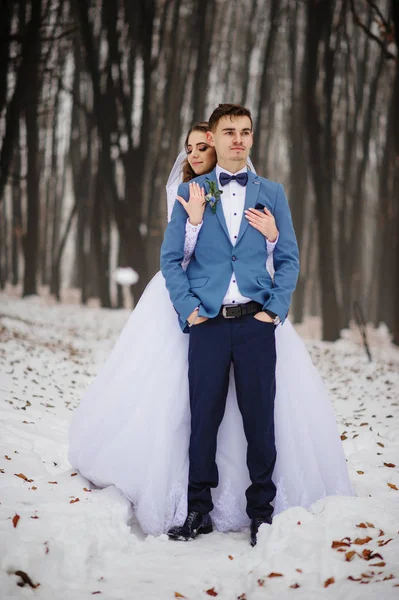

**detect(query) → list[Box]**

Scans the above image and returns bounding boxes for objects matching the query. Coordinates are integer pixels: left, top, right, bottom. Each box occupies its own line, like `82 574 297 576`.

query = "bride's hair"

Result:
182 121 214 182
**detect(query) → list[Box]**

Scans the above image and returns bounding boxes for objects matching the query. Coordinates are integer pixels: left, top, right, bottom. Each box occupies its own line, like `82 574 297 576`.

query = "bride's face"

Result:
186 131 217 175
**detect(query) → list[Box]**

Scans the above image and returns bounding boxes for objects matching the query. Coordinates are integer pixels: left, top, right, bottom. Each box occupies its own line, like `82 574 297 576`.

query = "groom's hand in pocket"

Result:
253 311 273 323
187 309 209 326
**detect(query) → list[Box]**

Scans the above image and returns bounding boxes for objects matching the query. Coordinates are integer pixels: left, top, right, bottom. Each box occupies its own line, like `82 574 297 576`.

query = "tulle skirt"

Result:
68 271 354 535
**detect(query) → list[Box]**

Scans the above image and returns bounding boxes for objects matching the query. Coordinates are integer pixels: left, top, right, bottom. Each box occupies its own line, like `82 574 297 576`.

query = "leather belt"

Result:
219 301 262 319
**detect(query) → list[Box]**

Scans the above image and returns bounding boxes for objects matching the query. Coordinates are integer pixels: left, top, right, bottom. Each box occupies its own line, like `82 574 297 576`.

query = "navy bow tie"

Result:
219 171 248 187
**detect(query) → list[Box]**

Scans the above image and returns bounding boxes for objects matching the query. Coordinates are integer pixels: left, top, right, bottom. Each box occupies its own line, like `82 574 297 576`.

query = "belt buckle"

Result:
222 305 238 318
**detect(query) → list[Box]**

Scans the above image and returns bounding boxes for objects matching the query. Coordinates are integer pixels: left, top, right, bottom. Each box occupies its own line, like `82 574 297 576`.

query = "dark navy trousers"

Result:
187 313 277 520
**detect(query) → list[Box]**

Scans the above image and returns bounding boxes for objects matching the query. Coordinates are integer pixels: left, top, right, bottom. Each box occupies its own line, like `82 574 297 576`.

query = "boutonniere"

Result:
204 179 223 214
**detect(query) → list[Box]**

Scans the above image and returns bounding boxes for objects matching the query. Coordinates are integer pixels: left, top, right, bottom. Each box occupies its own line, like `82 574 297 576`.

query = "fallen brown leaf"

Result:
377 442 385 447
353 537 372 545
357 471 365 475
48 481 58 484
206 588 218 597
384 463 396 468
71 473 78 477
174 593 186 599
267 573 283 578
370 562 386 567
30 516 39 520
15 571 40 589
340 435 347 440
366 522 375 528
257 579 264 586
378 538 392 547
348 576 362 581
83 487 91 492
228 555 233 560
5 455 11 460
383 574 395 581
14 473 33 483
361 549 383 561
12 514 20 528
324 578 335 588
237 595 246 600
332 539 351 549
31 486 37 490
70 498 80 504
296 569 303 573
387 483 398 490
345 551 357 562
290 583 300 589
357 523 367 528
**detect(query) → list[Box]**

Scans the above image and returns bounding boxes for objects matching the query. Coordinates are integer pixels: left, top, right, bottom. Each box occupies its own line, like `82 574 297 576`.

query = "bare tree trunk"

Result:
252 0 279 167
391 0 399 344
23 0 42 296
92 164 112 308
288 0 308 323
191 1 216 122
0 0 12 117
304 0 341 341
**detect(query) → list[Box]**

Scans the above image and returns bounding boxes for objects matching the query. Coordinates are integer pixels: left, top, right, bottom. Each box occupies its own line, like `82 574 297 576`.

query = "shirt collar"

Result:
216 164 248 180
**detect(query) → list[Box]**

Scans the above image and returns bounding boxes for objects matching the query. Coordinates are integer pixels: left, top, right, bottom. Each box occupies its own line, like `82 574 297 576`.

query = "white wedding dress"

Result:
69 158 354 536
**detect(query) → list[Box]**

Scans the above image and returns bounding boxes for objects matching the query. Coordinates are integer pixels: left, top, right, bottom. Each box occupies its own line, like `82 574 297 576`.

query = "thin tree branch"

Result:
349 0 395 59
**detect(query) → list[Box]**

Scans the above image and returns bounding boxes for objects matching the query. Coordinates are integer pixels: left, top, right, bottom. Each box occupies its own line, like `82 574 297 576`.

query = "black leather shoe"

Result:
167 511 213 541
250 516 272 547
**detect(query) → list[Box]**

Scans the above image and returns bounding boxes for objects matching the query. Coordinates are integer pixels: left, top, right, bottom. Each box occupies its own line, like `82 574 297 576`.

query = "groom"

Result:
161 104 299 546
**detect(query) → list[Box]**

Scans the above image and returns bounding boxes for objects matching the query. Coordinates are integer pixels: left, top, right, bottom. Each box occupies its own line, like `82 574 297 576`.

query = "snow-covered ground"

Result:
0 292 398 600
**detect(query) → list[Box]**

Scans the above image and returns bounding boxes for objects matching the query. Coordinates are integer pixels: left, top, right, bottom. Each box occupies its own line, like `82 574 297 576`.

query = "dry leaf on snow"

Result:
332 539 351 549
353 537 372 545
15 571 40 589
206 588 218 597
12 514 20 528
14 473 33 482
345 551 357 561
378 538 392 547
324 578 335 588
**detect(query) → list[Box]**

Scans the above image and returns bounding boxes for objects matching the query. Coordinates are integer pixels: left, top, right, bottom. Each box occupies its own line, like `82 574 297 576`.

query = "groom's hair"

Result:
208 104 253 132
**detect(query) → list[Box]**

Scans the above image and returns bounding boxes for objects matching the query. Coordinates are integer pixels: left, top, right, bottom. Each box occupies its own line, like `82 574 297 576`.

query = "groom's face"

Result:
207 116 253 166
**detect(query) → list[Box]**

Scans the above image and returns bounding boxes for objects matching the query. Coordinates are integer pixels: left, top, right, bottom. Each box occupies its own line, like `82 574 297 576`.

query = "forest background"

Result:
0 0 398 342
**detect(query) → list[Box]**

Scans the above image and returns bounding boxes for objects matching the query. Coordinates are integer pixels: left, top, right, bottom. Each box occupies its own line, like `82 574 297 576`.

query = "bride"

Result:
68 122 354 537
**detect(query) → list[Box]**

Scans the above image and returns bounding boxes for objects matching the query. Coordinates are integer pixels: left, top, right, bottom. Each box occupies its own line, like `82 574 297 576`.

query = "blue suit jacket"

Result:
161 168 299 332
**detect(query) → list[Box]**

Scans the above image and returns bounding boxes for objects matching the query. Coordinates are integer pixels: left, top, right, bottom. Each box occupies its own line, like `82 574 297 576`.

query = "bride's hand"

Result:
245 207 278 242
177 182 206 226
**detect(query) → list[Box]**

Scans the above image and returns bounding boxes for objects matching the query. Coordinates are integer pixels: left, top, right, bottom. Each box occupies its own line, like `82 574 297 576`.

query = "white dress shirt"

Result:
215 164 253 305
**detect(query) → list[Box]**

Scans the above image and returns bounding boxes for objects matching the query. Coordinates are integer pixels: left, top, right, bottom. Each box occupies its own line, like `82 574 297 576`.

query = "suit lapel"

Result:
236 170 261 245
205 169 231 244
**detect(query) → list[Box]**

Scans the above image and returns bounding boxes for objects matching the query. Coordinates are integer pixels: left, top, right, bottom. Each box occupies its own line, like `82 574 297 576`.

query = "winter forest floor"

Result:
0 291 398 600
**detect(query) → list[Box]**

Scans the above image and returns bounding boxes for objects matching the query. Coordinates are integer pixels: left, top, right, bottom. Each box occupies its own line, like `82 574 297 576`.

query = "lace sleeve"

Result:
265 234 278 280
182 219 203 271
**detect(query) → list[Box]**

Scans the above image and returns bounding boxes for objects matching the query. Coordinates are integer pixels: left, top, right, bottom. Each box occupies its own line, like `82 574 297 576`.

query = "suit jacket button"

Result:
232 255 236 261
